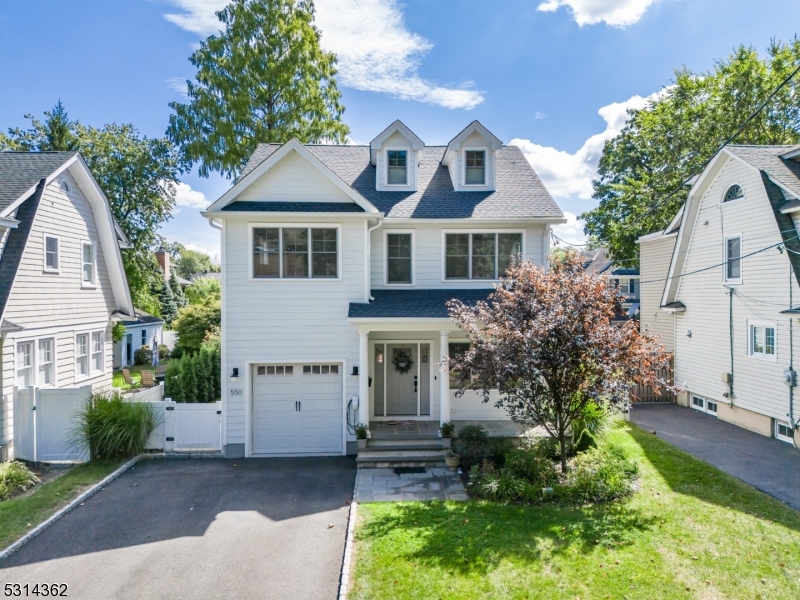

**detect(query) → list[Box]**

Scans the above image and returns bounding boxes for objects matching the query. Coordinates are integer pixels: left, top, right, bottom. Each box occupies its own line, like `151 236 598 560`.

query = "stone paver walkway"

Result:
355 467 469 502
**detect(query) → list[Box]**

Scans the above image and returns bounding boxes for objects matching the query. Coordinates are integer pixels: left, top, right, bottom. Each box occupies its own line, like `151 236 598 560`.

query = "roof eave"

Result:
202 210 382 219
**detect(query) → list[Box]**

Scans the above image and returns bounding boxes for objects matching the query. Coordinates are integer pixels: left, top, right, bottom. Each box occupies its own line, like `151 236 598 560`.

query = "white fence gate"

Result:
141 400 222 452
13 385 91 462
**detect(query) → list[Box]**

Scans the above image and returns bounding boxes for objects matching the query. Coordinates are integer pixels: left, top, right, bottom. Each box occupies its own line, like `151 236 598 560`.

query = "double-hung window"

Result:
44 235 59 272
253 227 338 279
386 233 413 284
82 242 96 285
387 150 407 185
725 236 741 281
465 150 486 185
749 322 775 358
445 232 522 280
76 333 89 378
16 342 33 388
38 338 54 386
141 329 147 347
92 332 104 373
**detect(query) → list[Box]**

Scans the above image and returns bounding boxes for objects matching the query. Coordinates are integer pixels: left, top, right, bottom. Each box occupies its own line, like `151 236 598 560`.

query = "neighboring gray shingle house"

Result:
580 248 640 321
642 144 800 447
203 120 565 458
0 152 134 460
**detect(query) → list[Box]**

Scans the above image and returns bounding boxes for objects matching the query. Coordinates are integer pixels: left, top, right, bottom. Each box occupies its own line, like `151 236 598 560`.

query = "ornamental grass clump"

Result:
72 393 160 460
0 461 40 501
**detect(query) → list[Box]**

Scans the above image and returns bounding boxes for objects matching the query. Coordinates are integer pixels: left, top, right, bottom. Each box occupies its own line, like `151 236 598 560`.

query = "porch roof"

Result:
348 288 494 319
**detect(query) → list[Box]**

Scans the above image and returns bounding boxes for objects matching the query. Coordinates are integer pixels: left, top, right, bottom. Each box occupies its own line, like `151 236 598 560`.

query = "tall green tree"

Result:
582 40 800 264
154 270 179 326
169 271 188 309
167 242 220 278
1 103 184 311
179 354 198 403
167 0 349 179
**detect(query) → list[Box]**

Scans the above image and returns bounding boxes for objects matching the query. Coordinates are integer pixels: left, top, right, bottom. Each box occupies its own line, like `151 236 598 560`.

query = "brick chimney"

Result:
156 251 170 280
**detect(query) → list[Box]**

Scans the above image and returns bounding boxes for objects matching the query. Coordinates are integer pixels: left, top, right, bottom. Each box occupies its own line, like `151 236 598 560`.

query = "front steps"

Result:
356 436 451 468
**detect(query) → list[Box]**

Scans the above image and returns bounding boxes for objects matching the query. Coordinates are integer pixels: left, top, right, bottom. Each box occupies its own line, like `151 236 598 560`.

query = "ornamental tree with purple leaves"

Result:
447 251 669 472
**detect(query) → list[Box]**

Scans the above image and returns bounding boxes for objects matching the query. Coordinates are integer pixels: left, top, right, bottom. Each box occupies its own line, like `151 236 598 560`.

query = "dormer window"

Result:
387 150 407 185
465 150 486 185
724 184 744 202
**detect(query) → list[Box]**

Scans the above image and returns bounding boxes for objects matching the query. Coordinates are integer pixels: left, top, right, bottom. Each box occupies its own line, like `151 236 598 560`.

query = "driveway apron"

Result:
0 457 356 600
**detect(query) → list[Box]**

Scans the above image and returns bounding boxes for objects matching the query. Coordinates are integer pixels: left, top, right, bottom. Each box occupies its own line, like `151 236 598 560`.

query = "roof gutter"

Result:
0 217 19 229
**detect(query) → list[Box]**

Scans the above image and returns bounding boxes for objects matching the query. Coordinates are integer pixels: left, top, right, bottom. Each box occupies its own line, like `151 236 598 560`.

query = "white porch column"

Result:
439 330 450 424
358 331 370 426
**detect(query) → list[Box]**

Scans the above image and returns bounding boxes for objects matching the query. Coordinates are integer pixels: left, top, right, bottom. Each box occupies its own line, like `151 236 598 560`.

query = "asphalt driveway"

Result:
0 457 356 599
632 403 800 511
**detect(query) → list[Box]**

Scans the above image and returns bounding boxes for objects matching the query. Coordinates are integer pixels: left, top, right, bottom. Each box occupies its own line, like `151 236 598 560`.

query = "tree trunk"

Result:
558 432 568 473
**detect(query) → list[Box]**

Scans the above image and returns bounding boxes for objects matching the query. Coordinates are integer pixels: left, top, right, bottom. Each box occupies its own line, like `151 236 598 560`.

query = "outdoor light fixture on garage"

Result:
352 365 359 376
231 367 240 381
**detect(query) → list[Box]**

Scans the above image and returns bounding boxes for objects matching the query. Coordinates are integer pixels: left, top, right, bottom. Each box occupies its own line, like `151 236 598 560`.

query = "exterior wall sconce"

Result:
352 365 359 376
231 367 240 381
686 330 692 337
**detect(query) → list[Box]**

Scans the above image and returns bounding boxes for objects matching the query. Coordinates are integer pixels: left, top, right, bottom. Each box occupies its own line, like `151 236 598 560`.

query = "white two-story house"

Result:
644 144 800 447
0 152 134 460
204 120 565 457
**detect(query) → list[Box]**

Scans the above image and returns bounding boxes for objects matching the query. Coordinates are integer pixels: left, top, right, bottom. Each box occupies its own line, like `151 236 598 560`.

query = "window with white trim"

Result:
60 180 71 193
92 332 104 373
16 342 33 388
44 235 59 272
724 184 744 202
387 233 413 284
76 333 89 378
387 150 407 185
749 323 776 357
724 236 741 281
445 232 522 280
465 150 486 185
253 227 338 279
82 242 96 285
38 338 54 386
142 329 147 347
775 421 794 443
690 395 718 416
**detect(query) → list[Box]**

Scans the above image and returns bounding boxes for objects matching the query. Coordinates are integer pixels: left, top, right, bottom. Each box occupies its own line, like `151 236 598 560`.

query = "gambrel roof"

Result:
234 143 562 220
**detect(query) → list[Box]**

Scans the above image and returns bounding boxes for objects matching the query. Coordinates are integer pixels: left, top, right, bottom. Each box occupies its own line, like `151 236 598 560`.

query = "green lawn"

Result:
0 460 122 550
350 423 800 599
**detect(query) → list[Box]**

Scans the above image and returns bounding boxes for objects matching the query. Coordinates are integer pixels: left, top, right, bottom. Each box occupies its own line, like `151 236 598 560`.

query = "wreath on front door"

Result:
392 347 414 374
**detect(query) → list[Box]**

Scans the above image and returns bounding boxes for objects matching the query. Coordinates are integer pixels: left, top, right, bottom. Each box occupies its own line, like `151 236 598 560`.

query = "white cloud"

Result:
166 77 189 97
537 0 659 27
551 211 587 245
510 90 664 200
173 181 209 211
161 0 484 110
183 242 219 262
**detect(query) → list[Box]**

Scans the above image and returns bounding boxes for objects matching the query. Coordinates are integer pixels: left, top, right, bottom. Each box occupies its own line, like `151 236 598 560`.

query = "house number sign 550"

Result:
230 388 243 396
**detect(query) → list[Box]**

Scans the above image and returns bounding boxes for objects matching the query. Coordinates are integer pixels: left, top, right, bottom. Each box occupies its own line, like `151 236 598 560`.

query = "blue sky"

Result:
1 0 798 258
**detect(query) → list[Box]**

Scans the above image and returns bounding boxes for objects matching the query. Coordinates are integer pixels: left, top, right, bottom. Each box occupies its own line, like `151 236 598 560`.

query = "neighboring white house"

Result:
650 143 800 447
0 152 135 460
113 309 164 368
580 248 640 323
203 120 566 458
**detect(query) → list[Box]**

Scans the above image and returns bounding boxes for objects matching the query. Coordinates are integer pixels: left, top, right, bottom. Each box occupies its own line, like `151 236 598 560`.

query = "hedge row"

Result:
164 345 220 403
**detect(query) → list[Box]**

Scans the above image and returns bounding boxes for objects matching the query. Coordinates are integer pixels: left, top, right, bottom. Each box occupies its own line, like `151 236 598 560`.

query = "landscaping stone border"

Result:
337 476 358 600
0 451 227 562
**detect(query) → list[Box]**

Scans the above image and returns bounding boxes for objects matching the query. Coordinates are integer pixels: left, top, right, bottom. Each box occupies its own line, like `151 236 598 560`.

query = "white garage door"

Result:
252 363 342 455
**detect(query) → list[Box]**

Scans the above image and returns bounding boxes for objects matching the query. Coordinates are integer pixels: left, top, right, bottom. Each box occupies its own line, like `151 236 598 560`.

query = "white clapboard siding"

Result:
673 155 800 422
235 150 354 203
450 131 496 192
370 221 548 289
375 131 418 192
639 234 676 351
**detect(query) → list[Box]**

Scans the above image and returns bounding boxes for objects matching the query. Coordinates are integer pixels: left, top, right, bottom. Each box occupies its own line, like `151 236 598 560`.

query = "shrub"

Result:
572 400 609 453
179 354 198 402
504 445 558 488
72 393 159 459
455 424 490 471
174 299 220 355
158 344 170 360
476 469 527 503
165 359 183 402
0 461 40 500
555 445 639 503
133 345 153 366
439 422 455 438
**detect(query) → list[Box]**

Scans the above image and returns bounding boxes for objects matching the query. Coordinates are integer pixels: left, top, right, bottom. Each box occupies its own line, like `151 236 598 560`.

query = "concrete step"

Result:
356 447 449 468
367 438 446 448
365 443 444 452
369 433 441 441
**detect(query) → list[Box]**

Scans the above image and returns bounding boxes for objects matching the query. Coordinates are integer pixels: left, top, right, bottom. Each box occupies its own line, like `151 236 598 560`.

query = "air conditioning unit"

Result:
784 369 796 387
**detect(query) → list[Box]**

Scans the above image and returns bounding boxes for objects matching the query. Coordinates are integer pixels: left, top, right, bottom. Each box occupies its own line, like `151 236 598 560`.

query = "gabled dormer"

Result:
441 121 502 192
370 120 424 192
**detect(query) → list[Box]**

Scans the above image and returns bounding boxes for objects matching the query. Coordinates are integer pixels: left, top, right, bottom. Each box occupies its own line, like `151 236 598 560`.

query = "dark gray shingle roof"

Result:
0 152 77 212
222 201 365 213
348 288 494 319
237 144 562 219
726 145 800 199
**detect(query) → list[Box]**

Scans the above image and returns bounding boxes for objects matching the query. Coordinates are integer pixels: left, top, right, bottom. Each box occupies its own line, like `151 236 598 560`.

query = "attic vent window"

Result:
60 180 71 193
387 150 407 185
465 150 485 185
724 184 744 202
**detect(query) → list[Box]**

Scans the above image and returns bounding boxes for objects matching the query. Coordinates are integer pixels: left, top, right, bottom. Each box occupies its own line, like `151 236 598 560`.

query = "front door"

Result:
381 343 431 417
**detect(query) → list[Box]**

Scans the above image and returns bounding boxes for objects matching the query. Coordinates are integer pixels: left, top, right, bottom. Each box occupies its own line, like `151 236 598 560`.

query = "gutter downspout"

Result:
790 263 798 449
366 218 383 301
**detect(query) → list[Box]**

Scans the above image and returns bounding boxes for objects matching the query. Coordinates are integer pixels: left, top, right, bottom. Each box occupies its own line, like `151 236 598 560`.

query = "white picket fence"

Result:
11 384 221 462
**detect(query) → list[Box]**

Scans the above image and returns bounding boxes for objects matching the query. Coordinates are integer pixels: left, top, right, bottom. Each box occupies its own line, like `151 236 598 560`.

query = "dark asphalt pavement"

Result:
631 403 800 511
0 457 356 599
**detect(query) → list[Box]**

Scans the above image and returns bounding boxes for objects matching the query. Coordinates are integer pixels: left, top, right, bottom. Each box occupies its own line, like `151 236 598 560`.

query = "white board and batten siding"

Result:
673 155 800 423
1 173 116 457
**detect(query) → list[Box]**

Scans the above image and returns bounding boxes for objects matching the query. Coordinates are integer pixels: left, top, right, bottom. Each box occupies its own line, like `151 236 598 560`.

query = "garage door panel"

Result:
252 364 342 455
